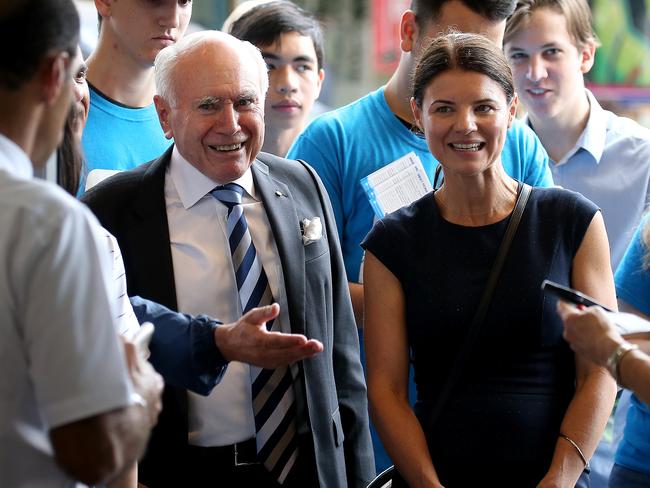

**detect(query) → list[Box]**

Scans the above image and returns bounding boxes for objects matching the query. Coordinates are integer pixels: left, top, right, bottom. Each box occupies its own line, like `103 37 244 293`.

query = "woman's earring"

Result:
411 123 425 139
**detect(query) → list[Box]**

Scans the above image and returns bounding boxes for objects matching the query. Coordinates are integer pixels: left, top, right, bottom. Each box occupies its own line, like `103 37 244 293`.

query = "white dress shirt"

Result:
527 90 650 268
165 146 292 446
0 134 133 487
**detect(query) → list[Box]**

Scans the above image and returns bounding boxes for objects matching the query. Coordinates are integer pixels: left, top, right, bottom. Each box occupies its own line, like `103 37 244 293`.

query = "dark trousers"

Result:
186 435 318 487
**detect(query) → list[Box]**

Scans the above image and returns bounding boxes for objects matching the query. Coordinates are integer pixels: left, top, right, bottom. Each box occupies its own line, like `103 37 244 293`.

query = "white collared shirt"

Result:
527 90 650 268
0 133 133 487
0 132 32 178
165 145 291 446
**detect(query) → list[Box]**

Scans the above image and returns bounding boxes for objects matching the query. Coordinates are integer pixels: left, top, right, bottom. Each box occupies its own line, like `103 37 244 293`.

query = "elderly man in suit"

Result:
82 30 374 488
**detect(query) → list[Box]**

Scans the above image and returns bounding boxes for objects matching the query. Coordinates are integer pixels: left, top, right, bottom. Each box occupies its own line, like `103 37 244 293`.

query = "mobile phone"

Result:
541 280 614 312
132 322 155 355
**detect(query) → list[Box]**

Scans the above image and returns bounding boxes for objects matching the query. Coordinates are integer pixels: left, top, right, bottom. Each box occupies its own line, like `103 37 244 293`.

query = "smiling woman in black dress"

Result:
362 33 617 488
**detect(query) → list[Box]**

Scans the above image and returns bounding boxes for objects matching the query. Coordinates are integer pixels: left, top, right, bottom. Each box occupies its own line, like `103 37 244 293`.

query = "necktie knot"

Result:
211 183 244 210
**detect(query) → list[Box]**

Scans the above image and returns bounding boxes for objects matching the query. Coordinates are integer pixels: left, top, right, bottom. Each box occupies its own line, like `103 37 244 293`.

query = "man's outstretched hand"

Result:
214 303 324 368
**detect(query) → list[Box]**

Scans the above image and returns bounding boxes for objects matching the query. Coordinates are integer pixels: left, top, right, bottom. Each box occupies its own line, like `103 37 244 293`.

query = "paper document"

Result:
85 169 121 190
360 152 433 218
606 311 650 336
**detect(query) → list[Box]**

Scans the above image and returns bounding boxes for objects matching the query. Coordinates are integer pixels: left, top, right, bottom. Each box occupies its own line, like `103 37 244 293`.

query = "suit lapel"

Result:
252 160 306 335
130 147 178 310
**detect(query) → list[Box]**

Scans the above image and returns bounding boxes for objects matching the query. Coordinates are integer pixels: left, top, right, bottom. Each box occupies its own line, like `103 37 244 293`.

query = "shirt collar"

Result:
0 132 33 179
169 145 257 209
523 89 606 166
569 89 606 165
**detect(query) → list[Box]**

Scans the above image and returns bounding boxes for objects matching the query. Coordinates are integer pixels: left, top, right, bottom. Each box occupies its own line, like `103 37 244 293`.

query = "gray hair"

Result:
154 30 269 106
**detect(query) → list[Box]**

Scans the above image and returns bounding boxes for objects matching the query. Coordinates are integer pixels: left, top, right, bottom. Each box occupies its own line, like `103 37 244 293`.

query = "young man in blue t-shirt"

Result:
227 0 326 158
81 0 192 191
288 0 554 473
288 0 553 326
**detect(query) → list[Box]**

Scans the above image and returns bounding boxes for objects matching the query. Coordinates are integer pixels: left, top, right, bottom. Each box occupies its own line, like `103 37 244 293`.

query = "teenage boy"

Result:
228 0 325 157
505 0 650 270
81 0 192 186
505 1 650 485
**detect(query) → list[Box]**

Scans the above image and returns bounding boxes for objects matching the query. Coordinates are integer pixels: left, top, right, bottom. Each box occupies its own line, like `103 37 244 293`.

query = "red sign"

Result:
372 0 411 75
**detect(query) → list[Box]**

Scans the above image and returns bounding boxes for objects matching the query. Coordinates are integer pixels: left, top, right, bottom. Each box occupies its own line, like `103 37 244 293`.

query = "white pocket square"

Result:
301 217 322 245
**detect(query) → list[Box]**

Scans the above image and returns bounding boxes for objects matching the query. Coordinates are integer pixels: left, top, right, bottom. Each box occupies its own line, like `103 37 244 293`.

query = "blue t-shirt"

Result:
288 86 554 282
81 85 172 192
614 215 650 475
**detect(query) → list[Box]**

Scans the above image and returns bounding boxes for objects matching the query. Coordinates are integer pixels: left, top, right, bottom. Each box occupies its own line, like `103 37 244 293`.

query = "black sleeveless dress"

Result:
362 186 598 486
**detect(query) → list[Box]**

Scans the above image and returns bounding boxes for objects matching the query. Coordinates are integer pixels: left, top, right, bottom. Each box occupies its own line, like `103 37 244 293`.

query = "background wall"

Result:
75 0 650 124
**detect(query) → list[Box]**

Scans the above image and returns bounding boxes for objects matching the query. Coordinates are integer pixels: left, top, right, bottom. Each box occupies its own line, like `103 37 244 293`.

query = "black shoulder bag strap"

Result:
425 182 532 431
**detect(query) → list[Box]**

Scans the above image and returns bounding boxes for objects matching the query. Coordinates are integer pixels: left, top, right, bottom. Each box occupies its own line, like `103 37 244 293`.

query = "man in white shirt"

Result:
0 1 163 486
504 0 650 270
83 30 374 487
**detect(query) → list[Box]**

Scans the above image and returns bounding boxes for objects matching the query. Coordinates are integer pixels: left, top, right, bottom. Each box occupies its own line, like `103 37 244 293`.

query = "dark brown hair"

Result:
412 32 514 108
56 109 84 195
410 0 516 26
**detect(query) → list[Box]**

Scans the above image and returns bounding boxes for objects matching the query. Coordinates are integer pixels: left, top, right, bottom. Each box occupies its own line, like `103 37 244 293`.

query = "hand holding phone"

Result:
542 280 650 335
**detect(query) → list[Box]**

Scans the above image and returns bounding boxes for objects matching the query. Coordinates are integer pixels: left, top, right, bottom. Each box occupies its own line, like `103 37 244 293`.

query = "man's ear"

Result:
400 10 418 53
314 69 325 100
94 0 113 18
154 95 174 139
580 41 596 75
41 52 70 105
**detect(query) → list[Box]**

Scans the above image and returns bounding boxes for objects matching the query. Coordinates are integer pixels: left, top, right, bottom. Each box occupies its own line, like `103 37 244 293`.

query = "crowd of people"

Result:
3 0 650 487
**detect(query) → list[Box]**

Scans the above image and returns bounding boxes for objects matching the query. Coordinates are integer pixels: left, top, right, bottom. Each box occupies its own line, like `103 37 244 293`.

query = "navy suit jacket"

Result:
82 147 374 487
129 296 226 395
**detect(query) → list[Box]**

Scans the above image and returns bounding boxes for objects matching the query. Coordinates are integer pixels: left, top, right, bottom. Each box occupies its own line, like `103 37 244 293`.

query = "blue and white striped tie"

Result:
211 183 299 484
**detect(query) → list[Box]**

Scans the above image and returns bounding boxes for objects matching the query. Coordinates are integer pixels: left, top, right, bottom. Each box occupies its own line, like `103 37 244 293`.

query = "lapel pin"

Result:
275 190 287 198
